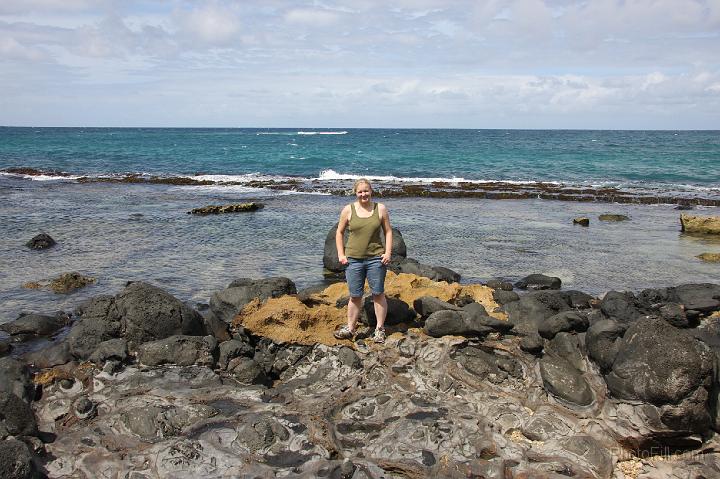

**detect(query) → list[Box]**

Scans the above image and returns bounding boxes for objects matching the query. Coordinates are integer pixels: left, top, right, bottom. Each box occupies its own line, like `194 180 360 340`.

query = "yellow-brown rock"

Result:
232 271 502 346
681 214 720 235
697 253 720 262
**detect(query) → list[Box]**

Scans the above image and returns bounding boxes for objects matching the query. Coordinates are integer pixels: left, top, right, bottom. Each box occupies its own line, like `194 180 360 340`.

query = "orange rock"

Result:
231 272 504 346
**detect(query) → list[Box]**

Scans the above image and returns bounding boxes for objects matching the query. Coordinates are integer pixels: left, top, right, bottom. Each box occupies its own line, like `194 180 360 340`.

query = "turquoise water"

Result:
1 128 719 194
1 128 719 320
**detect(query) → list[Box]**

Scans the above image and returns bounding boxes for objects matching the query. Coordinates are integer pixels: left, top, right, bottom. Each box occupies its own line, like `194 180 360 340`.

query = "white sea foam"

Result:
317 169 467 184
0 172 83 182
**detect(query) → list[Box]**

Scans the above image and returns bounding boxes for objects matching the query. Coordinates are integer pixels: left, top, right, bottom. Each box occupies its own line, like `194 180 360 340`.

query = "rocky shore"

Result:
2 258 720 478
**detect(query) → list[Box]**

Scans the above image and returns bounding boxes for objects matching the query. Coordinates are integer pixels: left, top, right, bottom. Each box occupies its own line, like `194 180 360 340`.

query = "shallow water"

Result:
1 176 718 321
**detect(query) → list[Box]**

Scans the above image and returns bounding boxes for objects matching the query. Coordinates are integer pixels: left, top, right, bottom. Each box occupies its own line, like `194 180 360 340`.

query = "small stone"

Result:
573 217 590 226
26 233 56 249
59 378 74 390
74 397 93 415
598 214 630 221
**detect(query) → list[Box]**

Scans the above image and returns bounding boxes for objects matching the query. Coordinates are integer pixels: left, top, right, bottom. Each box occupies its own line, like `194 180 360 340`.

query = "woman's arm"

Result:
379 203 392 265
336 205 351 265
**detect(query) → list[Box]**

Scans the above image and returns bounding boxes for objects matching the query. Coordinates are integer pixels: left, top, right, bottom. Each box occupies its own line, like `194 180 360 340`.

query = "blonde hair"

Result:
352 178 372 193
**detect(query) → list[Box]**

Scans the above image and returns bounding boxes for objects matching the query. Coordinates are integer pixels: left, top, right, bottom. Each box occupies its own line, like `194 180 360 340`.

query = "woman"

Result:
334 178 393 343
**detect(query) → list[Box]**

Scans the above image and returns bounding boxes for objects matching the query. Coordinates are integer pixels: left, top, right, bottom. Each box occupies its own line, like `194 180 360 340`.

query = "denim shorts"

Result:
345 256 386 298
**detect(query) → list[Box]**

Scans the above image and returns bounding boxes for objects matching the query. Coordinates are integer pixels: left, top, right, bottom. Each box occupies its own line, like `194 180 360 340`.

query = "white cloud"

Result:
284 8 341 26
177 3 241 45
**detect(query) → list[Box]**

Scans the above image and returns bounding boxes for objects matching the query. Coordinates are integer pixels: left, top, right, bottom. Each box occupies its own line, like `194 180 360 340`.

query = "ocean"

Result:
1 127 719 321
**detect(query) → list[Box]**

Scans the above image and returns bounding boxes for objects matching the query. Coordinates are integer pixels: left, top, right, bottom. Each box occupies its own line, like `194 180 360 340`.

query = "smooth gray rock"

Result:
210 277 297 323
539 354 594 406
538 311 589 339
116 282 206 348
0 313 69 337
0 357 34 403
218 338 255 370
201 310 231 341
25 233 55 249
424 310 482 337
558 436 613 479
0 391 38 437
545 333 586 372
0 438 41 479
515 274 561 290
455 346 522 384
390 257 460 283
505 290 575 335
585 319 626 372
413 296 460 318
521 413 571 441
137 335 218 367
88 338 128 364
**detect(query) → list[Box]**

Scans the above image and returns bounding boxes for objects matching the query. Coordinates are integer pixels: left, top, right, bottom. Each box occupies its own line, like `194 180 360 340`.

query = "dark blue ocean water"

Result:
1 128 719 321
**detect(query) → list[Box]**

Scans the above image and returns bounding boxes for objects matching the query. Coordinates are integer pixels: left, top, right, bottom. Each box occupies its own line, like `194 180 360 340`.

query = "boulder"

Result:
605 318 713 437
116 282 206 348
514 274 561 290
137 335 218 367
412 296 460 319
0 391 39 437
361 296 416 326
598 214 629 222
49 272 95 294
88 338 129 364
424 310 501 338
538 311 589 339
337 346 362 369
201 310 231 342
671 283 720 314
585 319 626 372
0 312 69 337
485 279 514 291
505 290 575 334
0 358 34 403
323 223 407 273
65 316 121 359
539 355 594 406
599 291 643 323
25 233 55 249
0 438 42 479
680 213 720 235
210 277 297 323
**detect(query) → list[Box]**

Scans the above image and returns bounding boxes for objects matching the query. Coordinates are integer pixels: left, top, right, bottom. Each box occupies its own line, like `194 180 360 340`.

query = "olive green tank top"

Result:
345 203 385 258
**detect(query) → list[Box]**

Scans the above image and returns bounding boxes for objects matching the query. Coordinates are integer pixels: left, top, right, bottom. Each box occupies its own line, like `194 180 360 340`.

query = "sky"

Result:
1 0 719 129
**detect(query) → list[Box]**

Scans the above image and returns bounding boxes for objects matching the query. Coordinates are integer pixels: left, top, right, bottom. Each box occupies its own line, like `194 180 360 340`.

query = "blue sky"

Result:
1 0 719 129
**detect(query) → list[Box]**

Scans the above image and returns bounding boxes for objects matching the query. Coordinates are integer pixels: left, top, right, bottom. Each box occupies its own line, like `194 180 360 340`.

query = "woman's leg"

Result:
373 293 387 329
347 296 363 331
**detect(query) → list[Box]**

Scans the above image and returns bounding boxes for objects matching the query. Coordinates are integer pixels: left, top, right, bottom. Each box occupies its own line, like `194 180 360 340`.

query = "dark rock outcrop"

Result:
25 233 55 250
50 272 96 294
361 296 416 327
0 358 34 403
188 202 264 215
323 223 406 273
0 391 38 437
598 214 630 221
0 438 42 479
210 277 297 323
137 335 218 367
388 257 461 283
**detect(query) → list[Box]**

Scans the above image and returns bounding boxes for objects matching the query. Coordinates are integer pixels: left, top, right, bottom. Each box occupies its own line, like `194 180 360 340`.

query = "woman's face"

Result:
355 183 372 203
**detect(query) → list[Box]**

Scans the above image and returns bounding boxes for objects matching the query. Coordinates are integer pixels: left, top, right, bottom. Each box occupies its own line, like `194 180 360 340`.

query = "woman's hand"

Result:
381 253 391 265
339 255 348 265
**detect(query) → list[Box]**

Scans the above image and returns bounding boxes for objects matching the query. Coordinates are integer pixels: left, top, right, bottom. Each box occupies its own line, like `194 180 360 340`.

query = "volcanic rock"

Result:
680 213 720 234
210 277 297 323
573 217 590 226
598 214 630 221
188 202 264 215
49 272 95 294
25 233 55 250
137 335 218 367
514 274 562 290
0 312 69 337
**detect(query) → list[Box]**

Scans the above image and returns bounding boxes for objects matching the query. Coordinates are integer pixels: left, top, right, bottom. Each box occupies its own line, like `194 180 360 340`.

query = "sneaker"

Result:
334 325 355 340
373 327 386 344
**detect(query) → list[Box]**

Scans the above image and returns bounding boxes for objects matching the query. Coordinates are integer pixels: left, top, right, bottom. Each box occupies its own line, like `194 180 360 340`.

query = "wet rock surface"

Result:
2 275 720 478
25 233 56 250
680 213 720 234
188 202 264 215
